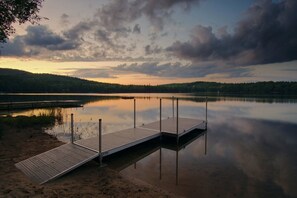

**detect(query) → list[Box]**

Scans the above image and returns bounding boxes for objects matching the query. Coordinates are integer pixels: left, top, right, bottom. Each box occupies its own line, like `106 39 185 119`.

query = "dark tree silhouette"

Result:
0 68 296 95
0 0 44 43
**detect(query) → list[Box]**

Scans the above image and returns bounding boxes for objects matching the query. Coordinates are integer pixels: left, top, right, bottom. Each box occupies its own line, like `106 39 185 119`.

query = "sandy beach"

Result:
0 123 174 197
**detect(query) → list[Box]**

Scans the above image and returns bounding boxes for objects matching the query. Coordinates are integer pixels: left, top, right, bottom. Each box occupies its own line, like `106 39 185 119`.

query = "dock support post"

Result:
71 113 74 144
205 97 208 130
176 98 179 144
160 98 162 132
99 119 102 166
176 150 179 185
134 99 136 128
205 132 207 155
172 96 174 118
159 148 162 180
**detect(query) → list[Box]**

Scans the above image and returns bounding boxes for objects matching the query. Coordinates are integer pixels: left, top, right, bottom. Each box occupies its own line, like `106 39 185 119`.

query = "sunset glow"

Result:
1 0 296 84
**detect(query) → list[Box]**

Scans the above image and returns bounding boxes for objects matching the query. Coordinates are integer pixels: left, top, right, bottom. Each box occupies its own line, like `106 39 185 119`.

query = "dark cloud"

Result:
63 20 96 41
0 36 39 56
167 0 297 66
144 45 162 55
95 0 141 32
0 25 80 56
140 0 202 31
94 29 126 52
62 19 131 57
24 26 79 50
115 62 252 78
112 27 132 38
96 0 202 32
133 24 141 34
95 29 113 46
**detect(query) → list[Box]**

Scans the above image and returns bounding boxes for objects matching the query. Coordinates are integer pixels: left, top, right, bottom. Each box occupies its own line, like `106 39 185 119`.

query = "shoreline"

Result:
0 124 174 197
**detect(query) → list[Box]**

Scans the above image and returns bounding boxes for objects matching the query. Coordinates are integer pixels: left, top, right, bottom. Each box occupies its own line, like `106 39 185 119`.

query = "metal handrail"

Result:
71 113 74 143
160 98 162 132
99 119 102 165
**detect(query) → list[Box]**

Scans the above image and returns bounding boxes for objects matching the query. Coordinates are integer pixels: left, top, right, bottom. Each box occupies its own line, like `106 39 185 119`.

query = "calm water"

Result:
2 94 297 197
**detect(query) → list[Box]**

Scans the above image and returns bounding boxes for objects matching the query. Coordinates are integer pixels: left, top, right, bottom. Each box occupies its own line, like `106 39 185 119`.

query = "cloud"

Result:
1 0 202 60
0 36 39 56
94 29 127 53
140 0 202 31
70 68 118 79
167 0 297 66
95 0 202 32
24 26 79 50
63 20 96 41
0 24 86 57
133 24 141 34
95 29 113 46
115 62 252 78
144 45 162 55
60 13 70 26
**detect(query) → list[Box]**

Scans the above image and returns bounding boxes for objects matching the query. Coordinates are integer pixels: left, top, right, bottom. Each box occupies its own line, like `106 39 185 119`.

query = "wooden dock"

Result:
15 144 98 184
15 117 205 184
140 117 205 137
75 127 160 156
0 100 82 110
15 98 208 184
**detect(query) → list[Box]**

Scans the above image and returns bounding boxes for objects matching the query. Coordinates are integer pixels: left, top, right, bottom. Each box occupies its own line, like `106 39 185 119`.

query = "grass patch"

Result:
0 115 56 128
0 109 63 131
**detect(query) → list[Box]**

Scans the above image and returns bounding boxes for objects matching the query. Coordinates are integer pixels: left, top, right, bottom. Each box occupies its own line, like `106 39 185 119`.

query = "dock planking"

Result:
15 117 206 184
75 127 160 156
15 144 98 184
140 117 205 137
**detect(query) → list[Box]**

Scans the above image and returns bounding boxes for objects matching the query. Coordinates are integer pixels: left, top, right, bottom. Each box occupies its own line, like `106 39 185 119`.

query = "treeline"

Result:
0 68 152 93
157 81 297 95
0 68 296 95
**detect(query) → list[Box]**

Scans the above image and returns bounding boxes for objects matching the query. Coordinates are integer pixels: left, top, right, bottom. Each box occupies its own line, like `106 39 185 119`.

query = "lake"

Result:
1 93 297 197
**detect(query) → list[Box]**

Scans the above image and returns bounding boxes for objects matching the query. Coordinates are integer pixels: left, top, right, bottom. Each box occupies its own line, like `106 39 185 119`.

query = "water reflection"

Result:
45 97 207 141
1 95 297 140
106 130 207 185
116 118 297 198
1 94 296 197
210 118 297 198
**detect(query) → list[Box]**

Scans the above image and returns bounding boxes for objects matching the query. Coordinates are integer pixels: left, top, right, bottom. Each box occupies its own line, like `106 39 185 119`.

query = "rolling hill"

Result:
0 68 296 95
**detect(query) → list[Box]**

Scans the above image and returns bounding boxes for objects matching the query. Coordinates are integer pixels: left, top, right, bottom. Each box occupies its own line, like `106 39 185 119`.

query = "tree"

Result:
0 0 44 43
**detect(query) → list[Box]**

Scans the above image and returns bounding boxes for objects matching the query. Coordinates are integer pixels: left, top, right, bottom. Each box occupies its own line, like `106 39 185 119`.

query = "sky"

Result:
0 0 297 85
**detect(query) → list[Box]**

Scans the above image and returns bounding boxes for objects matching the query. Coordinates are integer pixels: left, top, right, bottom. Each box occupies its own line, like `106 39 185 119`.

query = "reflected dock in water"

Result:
106 130 208 185
15 97 207 184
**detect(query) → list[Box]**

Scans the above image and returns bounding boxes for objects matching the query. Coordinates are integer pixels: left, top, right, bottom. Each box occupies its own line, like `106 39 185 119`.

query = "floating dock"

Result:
0 100 82 110
15 98 207 184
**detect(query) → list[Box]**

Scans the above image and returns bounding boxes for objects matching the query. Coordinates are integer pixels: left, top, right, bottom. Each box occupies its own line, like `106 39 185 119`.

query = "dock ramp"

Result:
15 144 98 184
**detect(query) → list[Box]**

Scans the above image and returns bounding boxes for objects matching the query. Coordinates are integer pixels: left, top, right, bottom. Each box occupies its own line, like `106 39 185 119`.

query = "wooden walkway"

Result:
15 144 98 184
15 117 205 184
75 127 160 156
140 117 205 137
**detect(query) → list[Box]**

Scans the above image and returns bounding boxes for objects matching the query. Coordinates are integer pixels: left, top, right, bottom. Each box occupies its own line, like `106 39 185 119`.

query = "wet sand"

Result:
0 124 175 197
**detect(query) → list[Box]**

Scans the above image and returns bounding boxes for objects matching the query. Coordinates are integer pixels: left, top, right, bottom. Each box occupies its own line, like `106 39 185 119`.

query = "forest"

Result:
0 68 296 95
